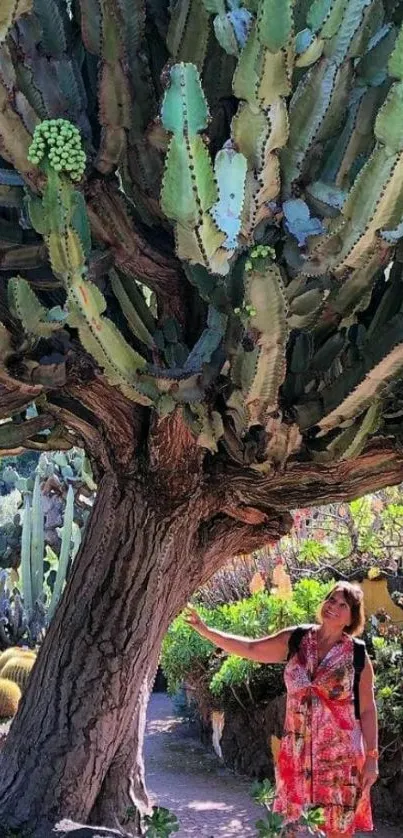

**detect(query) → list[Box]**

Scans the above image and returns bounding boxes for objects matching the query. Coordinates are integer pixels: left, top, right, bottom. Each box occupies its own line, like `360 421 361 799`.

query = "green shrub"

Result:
210 656 262 697
159 607 214 695
373 632 403 739
161 580 332 703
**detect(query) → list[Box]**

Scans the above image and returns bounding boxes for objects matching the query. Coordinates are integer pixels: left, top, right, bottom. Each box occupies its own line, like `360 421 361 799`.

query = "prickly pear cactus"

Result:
1 0 403 497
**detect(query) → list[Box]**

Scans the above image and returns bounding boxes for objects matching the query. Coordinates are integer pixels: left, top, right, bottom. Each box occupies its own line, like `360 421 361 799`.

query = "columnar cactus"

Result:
17 474 80 640
1 1 403 455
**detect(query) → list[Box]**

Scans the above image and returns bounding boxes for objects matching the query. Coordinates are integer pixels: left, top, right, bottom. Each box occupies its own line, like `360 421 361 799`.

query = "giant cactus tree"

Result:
2 0 403 833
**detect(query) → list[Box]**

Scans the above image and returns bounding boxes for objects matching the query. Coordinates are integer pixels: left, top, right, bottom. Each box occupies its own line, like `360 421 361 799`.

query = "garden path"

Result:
145 694 401 838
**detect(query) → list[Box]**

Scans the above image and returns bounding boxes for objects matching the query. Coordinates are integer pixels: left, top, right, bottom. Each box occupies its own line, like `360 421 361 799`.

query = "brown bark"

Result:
0 464 243 836
1 377 403 836
0 475 183 833
219 439 403 511
0 372 43 420
85 180 184 320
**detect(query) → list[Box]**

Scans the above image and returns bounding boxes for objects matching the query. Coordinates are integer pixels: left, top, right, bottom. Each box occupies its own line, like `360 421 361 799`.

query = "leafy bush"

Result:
199 487 403 608
161 580 332 703
372 629 403 744
159 607 214 696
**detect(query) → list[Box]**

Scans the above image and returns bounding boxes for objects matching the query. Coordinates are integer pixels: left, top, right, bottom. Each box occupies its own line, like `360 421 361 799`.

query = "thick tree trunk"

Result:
0 473 203 836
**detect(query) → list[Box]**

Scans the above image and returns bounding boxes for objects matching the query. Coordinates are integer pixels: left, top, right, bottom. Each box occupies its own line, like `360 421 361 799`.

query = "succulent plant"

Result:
0 648 35 679
0 0 402 464
0 571 27 649
0 449 93 570
0 678 21 720
1 656 35 693
143 806 180 837
0 463 82 648
18 475 80 639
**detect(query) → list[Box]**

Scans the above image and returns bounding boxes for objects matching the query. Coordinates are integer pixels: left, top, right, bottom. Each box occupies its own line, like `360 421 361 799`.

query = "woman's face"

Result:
321 589 352 632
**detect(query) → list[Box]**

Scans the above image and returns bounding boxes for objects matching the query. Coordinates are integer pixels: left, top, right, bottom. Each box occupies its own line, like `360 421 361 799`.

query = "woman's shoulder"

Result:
286 623 317 656
292 622 319 634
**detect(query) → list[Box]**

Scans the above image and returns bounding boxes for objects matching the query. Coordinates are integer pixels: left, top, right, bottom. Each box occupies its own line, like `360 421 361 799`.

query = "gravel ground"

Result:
145 694 402 838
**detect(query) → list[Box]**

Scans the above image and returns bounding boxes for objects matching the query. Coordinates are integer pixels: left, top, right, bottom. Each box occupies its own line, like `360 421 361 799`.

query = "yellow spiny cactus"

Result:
1 655 36 693
0 677 21 719
0 647 35 674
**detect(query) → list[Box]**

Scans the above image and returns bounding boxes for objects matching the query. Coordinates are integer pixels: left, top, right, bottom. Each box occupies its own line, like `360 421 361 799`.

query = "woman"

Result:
186 582 378 838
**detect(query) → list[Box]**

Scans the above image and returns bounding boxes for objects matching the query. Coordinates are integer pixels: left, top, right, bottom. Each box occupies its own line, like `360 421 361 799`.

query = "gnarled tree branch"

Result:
65 376 145 472
218 440 403 514
0 373 43 420
85 180 184 318
198 511 293 583
148 408 204 498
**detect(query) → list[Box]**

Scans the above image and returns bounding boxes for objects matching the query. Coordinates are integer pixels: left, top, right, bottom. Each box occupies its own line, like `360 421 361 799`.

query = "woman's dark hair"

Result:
321 582 365 636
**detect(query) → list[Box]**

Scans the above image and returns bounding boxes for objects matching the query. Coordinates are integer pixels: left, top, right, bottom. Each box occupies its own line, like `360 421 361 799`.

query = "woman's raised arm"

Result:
185 607 294 664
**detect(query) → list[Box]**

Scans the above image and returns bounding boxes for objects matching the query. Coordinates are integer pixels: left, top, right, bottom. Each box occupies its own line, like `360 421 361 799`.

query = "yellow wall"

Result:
360 578 403 624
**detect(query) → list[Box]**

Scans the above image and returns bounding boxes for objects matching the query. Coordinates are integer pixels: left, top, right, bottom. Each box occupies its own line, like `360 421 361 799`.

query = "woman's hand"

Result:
184 606 207 635
362 757 379 795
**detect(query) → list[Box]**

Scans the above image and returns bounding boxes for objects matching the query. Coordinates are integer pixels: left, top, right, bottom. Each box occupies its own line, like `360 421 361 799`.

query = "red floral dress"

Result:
273 627 373 834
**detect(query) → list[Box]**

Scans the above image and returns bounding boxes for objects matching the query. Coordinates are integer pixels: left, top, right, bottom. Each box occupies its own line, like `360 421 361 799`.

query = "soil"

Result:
145 694 402 838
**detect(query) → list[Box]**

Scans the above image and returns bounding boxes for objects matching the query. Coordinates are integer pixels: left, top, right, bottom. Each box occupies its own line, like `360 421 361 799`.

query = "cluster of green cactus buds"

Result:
245 245 275 271
27 119 86 181
234 303 257 318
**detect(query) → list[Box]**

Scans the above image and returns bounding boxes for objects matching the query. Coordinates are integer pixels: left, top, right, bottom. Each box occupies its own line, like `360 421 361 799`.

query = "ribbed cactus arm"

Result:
25 117 151 404
30 474 44 608
3 0 403 480
20 495 33 618
0 1 32 44
48 484 74 622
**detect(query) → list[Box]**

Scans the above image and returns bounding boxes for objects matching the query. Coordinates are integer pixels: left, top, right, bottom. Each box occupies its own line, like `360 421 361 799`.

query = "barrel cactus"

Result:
1 656 36 693
0 648 35 674
0 678 21 720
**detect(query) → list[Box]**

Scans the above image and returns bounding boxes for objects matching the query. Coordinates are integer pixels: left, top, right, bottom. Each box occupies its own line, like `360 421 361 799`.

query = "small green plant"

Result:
143 806 180 837
251 780 325 837
255 810 286 838
251 779 276 807
299 807 326 835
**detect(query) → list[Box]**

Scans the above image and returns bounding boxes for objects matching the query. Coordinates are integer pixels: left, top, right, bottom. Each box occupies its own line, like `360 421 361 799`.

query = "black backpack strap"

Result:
287 624 314 661
353 638 366 720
